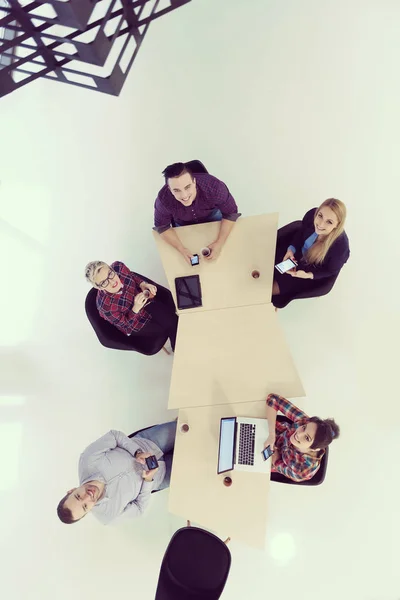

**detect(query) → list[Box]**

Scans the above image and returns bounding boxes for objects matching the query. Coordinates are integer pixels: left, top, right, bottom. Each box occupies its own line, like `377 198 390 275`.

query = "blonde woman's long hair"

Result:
305 199 347 265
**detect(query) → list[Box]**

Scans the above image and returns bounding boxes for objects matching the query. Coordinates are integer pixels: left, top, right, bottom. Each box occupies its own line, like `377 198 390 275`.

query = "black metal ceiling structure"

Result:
0 0 191 97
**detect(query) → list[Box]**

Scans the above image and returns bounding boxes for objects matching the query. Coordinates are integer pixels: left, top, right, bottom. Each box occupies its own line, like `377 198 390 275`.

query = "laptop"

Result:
217 416 270 474
175 275 202 310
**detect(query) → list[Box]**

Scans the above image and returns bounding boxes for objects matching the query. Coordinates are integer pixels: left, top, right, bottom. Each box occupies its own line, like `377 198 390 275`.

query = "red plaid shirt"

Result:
267 393 325 482
96 262 152 335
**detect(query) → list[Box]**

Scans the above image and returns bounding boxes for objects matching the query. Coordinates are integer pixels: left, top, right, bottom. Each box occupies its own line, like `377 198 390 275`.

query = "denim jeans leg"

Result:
135 420 177 454
207 208 223 222
156 452 173 490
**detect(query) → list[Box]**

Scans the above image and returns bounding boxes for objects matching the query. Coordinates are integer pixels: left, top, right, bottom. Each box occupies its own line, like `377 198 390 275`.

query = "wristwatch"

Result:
134 449 142 458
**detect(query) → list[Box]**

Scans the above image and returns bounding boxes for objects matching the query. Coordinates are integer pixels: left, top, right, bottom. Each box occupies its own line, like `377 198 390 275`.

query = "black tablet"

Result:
175 275 202 310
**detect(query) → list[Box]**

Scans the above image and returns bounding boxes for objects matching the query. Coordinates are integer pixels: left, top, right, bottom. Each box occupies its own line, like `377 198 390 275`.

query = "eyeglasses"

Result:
98 269 116 289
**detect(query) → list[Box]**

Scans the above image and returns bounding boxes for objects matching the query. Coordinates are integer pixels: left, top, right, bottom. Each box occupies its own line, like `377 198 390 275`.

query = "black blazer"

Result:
289 208 350 280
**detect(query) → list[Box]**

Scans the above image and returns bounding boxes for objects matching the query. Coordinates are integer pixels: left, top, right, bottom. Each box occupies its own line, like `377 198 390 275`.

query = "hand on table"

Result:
132 292 148 313
205 241 222 261
179 247 194 266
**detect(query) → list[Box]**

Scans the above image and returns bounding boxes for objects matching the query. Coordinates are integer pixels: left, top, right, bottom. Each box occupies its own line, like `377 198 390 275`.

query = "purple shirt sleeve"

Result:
209 176 240 221
154 195 174 232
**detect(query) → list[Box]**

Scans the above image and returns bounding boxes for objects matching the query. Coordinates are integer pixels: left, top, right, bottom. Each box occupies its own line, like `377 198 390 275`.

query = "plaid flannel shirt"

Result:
96 261 151 335
153 173 240 233
267 393 324 482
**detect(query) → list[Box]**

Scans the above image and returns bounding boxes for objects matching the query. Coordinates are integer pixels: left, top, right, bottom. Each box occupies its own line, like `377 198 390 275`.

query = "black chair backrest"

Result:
277 220 302 247
155 527 231 600
270 415 329 486
184 160 208 174
85 287 133 350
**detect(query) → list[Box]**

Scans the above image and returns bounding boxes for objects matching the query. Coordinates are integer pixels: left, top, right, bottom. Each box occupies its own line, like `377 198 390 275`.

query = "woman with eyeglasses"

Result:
85 261 178 350
272 199 349 307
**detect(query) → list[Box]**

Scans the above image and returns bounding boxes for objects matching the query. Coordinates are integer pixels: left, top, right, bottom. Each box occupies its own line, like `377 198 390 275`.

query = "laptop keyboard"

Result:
238 423 256 465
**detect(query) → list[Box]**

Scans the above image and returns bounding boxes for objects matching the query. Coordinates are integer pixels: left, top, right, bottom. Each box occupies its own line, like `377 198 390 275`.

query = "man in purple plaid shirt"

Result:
153 162 241 264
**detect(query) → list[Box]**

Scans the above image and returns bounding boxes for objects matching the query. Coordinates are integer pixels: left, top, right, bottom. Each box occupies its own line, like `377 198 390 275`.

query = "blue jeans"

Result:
135 420 177 490
174 207 223 227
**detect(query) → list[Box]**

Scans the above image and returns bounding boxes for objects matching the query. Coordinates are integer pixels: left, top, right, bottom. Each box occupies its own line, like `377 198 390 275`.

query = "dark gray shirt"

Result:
79 430 166 524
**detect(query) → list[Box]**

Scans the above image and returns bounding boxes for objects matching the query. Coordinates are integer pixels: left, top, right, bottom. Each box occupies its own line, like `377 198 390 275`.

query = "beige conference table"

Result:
169 401 271 549
152 213 278 313
168 302 305 409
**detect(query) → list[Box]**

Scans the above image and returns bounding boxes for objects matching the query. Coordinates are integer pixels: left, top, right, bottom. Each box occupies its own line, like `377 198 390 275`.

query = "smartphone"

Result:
262 445 273 461
145 455 159 470
275 258 297 274
190 254 200 266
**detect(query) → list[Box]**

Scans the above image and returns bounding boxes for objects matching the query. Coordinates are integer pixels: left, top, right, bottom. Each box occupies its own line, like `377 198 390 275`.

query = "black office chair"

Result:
184 159 208 174
270 415 329 486
85 273 170 355
155 523 232 600
273 220 340 309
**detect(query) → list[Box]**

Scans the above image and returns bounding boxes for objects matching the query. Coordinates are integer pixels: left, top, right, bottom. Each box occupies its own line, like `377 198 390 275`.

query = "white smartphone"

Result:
275 258 297 274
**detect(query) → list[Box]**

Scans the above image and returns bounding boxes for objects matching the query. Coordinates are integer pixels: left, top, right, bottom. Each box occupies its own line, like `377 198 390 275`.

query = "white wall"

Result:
0 0 399 598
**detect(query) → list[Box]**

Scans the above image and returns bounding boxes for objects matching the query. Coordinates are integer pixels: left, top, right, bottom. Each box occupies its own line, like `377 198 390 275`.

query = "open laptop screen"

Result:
217 417 236 474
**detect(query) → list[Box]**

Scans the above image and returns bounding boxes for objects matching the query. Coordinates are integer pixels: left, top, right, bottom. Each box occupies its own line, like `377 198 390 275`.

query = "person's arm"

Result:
153 196 194 265
264 392 307 451
294 235 350 280
266 393 308 421
80 430 143 468
285 208 316 257
120 480 154 518
307 238 350 280
207 218 236 260
153 194 174 234
206 178 240 260
159 228 193 266
102 304 150 335
273 455 311 482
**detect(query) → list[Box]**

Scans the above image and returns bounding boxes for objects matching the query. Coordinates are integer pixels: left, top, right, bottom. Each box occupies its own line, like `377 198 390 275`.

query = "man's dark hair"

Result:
162 162 194 182
57 492 80 524
309 417 340 450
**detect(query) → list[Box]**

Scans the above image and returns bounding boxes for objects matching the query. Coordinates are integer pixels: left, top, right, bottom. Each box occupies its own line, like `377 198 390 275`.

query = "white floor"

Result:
0 1 399 599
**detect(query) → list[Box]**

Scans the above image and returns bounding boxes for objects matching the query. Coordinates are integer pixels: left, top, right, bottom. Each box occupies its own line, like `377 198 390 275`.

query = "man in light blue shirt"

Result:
57 422 176 525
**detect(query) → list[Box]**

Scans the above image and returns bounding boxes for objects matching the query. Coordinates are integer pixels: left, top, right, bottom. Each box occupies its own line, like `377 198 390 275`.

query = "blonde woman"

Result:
272 199 349 305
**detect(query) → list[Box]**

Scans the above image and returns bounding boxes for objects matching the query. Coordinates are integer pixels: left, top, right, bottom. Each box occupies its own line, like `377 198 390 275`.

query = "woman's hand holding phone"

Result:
264 433 276 451
283 248 295 262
